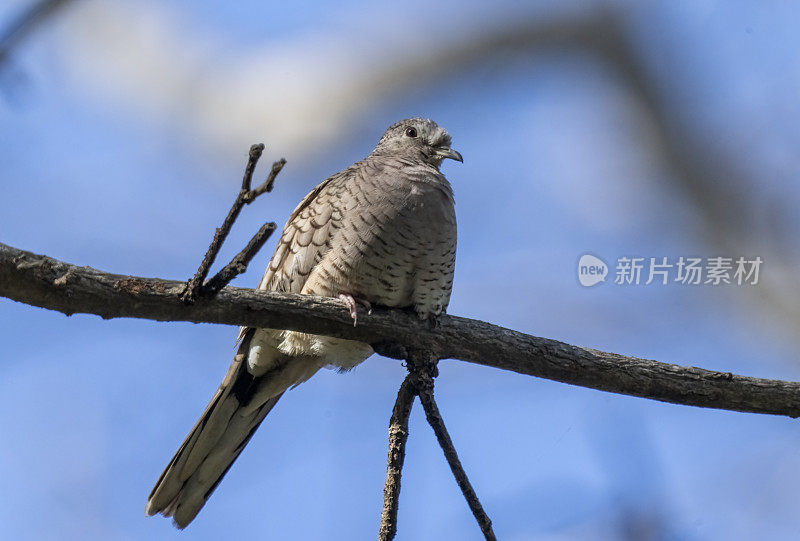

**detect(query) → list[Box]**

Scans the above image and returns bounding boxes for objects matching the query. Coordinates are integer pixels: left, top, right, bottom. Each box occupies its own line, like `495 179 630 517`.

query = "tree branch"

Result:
378 374 415 541
2 241 800 418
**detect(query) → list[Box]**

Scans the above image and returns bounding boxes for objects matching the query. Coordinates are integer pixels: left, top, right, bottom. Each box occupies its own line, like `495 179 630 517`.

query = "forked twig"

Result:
180 144 285 303
378 348 496 540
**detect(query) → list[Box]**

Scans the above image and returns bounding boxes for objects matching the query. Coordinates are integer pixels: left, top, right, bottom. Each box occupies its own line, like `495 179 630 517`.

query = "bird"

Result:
145 117 462 528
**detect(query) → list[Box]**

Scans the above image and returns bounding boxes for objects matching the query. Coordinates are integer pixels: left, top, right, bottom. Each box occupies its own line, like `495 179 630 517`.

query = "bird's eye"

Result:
405 127 418 138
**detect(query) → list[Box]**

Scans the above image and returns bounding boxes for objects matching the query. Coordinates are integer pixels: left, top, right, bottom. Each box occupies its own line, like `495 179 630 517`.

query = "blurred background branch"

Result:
0 0 72 68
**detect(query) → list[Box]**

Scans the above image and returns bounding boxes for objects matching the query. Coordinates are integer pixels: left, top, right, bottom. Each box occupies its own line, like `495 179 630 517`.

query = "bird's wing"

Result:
235 169 351 342
261 172 349 293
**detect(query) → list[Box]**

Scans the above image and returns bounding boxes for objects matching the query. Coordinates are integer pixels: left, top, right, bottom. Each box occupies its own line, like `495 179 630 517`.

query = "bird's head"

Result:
373 117 463 167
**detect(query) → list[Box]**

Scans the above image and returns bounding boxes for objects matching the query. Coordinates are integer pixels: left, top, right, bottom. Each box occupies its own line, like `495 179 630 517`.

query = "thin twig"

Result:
202 221 276 297
418 383 497 539
408 350 497 540
239 143 264 191
180 144 285 303
243 158 285 203
378 375 416 541
181 144 264 301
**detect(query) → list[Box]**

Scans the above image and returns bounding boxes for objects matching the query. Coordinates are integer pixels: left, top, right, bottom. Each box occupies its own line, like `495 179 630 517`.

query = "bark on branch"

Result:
3 242 800 418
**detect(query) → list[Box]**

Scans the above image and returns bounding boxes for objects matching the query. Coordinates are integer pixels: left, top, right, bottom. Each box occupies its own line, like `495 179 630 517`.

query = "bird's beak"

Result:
435 147 463 163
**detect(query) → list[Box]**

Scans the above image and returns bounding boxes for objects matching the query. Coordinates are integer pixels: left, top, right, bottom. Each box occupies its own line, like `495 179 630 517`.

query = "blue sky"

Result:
3 1 800 539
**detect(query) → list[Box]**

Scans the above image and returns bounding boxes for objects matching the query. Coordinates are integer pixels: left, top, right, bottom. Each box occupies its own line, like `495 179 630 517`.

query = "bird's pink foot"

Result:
339 294 372 326
339 294 357 325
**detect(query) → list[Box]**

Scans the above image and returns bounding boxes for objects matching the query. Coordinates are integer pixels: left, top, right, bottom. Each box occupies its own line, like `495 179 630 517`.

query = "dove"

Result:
146 117 461 528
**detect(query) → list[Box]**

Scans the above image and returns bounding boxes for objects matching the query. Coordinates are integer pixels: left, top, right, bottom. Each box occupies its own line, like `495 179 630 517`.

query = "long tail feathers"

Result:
145 330 283 529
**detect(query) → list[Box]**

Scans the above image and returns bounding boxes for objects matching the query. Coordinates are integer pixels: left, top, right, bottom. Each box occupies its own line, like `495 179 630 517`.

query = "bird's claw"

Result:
339 294 372 326
339 294 358 326
356 297 373 315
